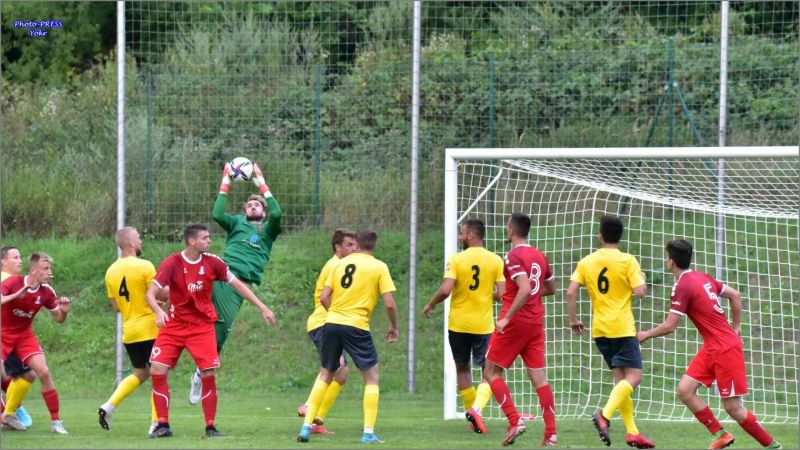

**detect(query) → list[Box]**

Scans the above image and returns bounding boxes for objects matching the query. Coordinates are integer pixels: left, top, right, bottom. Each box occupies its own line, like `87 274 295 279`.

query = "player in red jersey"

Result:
483 213 558 447
0 252 71 434
145 223 277 439
638 240 781 450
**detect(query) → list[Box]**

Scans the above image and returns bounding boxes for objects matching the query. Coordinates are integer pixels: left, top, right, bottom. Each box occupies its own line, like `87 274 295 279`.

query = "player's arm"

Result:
496 274 531 333
637 312 682 344
50 297 71 323
229 275 277 326
720 284 742 336
422 278 455 318
493 280 505 301
146 282 169 328
565 280 584 335
382 291 399 343
541 277 557 297
106 297 120 312
632 271 647 298
212 163 236 232
253 164 283 240
320 286 333 310
0 285 28 304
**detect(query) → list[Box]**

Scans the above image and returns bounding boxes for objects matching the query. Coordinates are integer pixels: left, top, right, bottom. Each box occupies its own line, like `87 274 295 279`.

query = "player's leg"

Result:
186 324 223 437
299 324 341 442
467 333 493 434
677 354 734 450
0 355 29 431
341 325 382 444
25 352 67 434
4 353 34 428
449 331 477 411
99 340 153 430
522 324 556 445
484 328 527 446
148 328 183 438
313 356 347 434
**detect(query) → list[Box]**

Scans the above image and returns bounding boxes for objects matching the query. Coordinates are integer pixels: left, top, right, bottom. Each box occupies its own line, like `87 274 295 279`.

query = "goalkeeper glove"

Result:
252 163 271 196
219 162 232 194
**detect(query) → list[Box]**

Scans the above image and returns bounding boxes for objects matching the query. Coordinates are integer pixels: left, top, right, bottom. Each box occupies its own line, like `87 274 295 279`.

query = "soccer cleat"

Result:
360 432 385 444
15 405 32 428
98 406 113 430
189 371 202 405
148 421 158 436
51 419 68 435
466 408 487 434
297 404 308 417
502 420 526 446
708 431 735 449
149 424 173 438
1 412 27 431
592 411 612 446
311 424 334 434
297 424 312 442
626 433 655 449
541 434 558 447
205 425 225 438
766 441 782 449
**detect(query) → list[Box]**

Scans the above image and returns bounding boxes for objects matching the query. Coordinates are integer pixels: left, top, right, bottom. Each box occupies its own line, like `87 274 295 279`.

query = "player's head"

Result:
116 227 142 257
507 213 531 241
1 246 22 275
331 228 357 257
459 219 485 249
666 239 693 270
244 194 267 222
356 229 378 252
599 215 624 244
184 223 211 252
28 252 53 284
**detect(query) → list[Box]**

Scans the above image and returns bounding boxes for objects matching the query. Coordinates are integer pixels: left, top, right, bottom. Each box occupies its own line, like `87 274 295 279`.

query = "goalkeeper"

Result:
188 161 282 404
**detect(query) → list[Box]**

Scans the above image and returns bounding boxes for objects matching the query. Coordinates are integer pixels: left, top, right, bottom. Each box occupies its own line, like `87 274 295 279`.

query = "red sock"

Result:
1 378 10 392
693 406 723 434
739 410 773 447
201 374 217 427
490 378 520 427
537 384 557 438
41 389 59 420
151 373 170 424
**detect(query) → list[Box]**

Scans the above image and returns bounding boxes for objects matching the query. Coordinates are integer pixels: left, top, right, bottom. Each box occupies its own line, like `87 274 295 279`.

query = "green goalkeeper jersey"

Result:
212 193 282 285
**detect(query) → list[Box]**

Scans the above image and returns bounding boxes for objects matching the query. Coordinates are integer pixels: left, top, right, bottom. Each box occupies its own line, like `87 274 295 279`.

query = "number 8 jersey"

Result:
324 252 396 332
502 244 554 326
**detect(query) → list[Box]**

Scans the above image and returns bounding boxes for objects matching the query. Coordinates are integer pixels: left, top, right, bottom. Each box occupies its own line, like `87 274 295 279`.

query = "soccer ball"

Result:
229 157 253 182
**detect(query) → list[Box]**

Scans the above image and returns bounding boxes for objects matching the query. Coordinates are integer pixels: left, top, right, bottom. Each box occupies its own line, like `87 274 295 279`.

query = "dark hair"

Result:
509 213 531 238
1 246 18 260
331 228 356 253
599 215 624 244
462 219 486 241
666 239 693 269
184 223 208 245
356 229 378 251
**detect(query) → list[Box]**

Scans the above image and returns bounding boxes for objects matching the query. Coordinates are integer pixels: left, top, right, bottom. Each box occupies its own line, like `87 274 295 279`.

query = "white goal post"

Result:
443 146 799 423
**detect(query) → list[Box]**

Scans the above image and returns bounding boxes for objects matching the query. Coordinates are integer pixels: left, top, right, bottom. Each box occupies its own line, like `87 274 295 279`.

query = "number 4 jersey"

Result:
502 244 554 327
670 270 740 354
324 252 396 332
105 256 159 344
570 248 645 338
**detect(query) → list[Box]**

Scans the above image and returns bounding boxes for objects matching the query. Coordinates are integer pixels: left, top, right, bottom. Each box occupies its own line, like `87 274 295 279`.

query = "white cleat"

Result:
51 419 68 434
2 413 27 431
148 420 158 436
189 371 202 405
98 404 113 430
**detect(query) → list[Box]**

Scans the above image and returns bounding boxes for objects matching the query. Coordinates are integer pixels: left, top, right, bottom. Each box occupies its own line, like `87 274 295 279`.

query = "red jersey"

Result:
1 275 59 333
153 251 232 325
502 244 553 325
670 270 740 354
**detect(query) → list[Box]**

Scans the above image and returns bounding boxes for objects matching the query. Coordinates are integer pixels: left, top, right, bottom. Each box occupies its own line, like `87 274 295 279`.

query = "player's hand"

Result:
570 319 584 336
422 302 435 318
496 317 509 334
641 271 647 282
636 331 648 344
252 163 270 194
219 162 232 193
58 297 72 313
731 324 742 343
261 307 277 326
155 308 169 328
385 326 399 343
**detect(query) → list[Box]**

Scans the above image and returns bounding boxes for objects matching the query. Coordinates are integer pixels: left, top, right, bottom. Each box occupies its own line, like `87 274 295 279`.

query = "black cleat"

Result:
592 412 611 446
148 424 173 438
205 425 225 438
98 408 111 430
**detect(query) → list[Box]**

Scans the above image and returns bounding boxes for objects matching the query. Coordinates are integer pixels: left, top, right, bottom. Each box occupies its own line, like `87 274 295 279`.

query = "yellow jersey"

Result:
444 247 504 334
104 256 159 344
570 248 645 338
324 252 396 331
306 255 339 332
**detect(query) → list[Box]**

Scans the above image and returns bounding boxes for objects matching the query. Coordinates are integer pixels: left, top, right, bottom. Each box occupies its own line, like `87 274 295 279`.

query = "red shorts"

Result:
149 320 220 370
685 345 748 398
1 329 44 364
486 321 545 369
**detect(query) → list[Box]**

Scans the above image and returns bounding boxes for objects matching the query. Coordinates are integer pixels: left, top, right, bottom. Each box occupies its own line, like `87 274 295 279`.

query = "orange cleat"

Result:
466 408 487 434
708 431 735 449
626 433 655 449
311 424 334 435
502 420 526 446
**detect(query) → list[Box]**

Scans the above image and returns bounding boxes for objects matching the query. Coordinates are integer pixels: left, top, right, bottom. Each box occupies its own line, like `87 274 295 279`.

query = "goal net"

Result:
443 147 799 424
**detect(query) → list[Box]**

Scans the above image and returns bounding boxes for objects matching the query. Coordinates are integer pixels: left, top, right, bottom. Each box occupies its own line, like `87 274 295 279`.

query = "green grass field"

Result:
2 389 798 449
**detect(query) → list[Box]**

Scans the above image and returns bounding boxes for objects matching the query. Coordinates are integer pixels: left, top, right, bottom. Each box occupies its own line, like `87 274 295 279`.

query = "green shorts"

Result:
212 281 246 351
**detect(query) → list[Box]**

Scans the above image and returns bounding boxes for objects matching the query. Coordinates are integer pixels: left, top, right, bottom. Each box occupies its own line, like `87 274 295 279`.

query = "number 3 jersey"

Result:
570 248 645 338
670 270 740 354
324 252 396 332
105 256 159 344
444 247 505 334
502 244 554 327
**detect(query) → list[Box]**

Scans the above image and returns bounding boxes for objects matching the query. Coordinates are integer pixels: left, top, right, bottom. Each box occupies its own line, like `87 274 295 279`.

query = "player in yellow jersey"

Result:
297 229 398 444
565 215 654 449
98 227 161 435
422 219 504 435
296 228 357 434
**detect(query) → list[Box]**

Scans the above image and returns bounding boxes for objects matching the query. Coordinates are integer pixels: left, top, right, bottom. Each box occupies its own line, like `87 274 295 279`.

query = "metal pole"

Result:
314 64 322 230
115 0 126 386
407 0 422 394
715 1 730 280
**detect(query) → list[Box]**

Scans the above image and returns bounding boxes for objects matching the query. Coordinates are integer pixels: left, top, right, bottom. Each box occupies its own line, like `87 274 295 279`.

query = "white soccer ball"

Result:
229 157 253 182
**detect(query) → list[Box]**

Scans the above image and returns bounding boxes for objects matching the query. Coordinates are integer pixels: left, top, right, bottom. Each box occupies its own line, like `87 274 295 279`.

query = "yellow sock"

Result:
150 389 158 422
304 377 330 425
5 378 33 415
459 386 477 410
603 380 634 421
473 382 492 412
316 380 343 421
363 384 380 430
109 374 141 407
619 395 639 435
